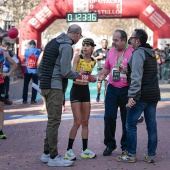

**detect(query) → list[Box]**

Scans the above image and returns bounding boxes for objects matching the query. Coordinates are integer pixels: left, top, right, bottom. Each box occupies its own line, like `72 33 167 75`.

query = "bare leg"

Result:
0 101 4 130
69 102 82 139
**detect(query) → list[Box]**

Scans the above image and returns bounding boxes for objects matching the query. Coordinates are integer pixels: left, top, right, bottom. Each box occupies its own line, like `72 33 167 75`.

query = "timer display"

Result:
66 12 98 22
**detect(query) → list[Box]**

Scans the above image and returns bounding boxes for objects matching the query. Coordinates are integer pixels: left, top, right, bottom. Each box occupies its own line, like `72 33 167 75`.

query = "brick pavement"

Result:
0 73 170 170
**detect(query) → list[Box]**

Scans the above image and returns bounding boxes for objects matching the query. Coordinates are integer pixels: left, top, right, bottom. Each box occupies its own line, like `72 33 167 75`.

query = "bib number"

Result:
77 74 91 82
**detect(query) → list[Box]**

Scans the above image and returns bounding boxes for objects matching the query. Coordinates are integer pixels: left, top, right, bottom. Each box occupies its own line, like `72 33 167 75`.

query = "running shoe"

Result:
143 155 155 163
81 148 96 159
116 153 136 163
0 130 7 139
116 150 128 161
40 153 50 163
65 149 76 161
47 155 74 167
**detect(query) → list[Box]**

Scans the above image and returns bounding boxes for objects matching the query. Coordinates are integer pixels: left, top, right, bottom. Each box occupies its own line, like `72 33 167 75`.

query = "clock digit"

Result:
82 13 87 21
77 13 81 21
87 13 92 21
67 14 72 22
92 13 97 21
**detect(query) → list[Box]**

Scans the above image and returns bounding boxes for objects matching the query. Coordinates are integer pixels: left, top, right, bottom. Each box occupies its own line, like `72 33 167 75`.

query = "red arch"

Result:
19 0 170 64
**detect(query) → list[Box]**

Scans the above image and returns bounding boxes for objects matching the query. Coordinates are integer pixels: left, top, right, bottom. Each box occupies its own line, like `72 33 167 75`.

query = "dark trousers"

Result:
4 76 10 99
22 73 38 102
104 84 128 151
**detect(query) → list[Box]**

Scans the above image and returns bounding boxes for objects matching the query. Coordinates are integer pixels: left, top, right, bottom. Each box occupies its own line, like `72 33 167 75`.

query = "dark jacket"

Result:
127 43 160 102
39 33 79 90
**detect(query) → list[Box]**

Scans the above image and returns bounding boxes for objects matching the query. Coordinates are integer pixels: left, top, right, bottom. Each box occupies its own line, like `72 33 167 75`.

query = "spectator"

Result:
116 29 160 163
39 24 84 167
22 40 41 104
0 41 13 105
95 30 133 156
93 39 109 102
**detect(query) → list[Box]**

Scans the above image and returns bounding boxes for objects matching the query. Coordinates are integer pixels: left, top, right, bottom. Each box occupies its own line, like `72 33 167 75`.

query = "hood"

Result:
138 43 155 57
55 33 74 45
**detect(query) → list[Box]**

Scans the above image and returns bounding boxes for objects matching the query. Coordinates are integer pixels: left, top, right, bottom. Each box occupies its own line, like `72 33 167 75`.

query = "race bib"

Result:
112 68 120 82
77 74 91 82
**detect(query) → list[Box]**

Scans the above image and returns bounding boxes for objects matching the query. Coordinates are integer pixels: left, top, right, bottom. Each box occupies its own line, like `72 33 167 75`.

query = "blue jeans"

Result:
104 84 128 151
126 101 158 157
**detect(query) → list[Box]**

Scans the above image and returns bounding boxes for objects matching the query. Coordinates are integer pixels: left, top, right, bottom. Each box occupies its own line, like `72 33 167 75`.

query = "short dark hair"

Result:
1 41 11 47
82 38 96 47
29 40 36 45
101 39 108 43
115 30 127 42
134 29 148 45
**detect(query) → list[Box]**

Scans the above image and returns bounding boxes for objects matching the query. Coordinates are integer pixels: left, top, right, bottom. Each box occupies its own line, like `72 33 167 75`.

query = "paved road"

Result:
0 73 170 170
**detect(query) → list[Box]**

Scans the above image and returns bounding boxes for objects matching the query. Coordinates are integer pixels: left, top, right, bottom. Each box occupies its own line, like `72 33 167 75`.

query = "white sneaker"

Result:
65 149 76 161
47 155 74 167
81 148 96 159
40 153 50 163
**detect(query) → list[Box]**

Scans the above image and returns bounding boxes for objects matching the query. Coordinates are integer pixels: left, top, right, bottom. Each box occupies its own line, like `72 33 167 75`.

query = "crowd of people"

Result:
0 24 161 167
155 44 170 82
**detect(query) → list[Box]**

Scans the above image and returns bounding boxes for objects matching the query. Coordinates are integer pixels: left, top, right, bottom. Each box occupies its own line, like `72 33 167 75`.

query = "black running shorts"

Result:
0 83 5 102
70 84 90 103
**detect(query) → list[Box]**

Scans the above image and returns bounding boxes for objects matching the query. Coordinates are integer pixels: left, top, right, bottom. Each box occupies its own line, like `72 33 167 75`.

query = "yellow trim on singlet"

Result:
76 55 95 74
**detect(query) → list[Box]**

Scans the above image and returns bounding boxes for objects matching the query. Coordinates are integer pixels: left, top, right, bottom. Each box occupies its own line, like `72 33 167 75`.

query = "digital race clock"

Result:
66 12 98 22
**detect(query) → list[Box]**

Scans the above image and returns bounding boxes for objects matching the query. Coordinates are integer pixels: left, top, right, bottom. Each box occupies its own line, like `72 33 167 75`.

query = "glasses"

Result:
129 36 137 40
78 33 83 38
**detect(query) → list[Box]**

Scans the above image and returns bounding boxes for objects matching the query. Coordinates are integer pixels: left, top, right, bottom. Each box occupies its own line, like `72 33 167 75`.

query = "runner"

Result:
65 38 97 160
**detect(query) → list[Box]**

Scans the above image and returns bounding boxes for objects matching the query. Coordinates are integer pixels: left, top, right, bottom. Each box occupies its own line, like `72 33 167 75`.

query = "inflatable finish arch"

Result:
19 0 170 63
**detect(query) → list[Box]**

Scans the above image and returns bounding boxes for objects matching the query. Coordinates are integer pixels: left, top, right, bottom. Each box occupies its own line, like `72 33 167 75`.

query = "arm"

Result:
72 55 80 71
128 51 145 101
97 68 110 77
60 45 79 79
3 52 17 77
37 51 44 66
93 50 104 60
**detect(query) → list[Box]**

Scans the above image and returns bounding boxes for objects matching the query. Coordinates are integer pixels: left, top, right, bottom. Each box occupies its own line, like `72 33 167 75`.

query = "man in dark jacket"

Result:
116 29 160 163
39 24 83 167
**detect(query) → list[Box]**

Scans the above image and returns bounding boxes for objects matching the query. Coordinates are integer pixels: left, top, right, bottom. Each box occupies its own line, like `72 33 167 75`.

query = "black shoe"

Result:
31 100 37 104
22 101 27 104
103 146 117 156
5 99 13 105
96 94 100 102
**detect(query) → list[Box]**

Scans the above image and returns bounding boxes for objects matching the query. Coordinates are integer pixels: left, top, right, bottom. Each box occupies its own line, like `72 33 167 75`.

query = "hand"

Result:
98 53 103 59
98 74 106 81
119 65 127 74
0 72 10 78
89 75 97 82
126 98 136 108
77 68 85 75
